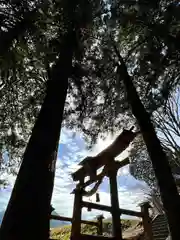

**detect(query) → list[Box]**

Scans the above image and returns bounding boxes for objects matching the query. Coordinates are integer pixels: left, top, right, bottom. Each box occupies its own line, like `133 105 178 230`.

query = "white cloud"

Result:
0 190 11 212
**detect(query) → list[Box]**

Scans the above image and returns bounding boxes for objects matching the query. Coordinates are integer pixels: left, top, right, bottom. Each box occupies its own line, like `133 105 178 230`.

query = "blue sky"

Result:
0 128 149 220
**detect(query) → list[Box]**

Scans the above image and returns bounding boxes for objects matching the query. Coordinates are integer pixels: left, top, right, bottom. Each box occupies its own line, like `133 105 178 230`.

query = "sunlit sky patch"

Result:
0 128 149 221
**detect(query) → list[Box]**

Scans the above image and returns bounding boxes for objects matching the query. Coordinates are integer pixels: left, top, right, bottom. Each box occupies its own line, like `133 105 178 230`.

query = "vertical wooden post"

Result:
97 215 104 235
71 187 82 240
109 161 122 240
141 202 153 240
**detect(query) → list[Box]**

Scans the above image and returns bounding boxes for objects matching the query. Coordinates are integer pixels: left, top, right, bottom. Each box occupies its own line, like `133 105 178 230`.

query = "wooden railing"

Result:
51 203 153 240
81 201 153 240
82 201 143 218
50 214 104 235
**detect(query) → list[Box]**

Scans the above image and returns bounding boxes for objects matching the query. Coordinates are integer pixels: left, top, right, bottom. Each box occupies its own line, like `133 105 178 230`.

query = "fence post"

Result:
97 215 104 235
141 202 153 240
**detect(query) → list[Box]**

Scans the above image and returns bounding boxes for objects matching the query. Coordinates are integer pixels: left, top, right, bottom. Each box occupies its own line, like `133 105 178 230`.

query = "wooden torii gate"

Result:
69 128 153 240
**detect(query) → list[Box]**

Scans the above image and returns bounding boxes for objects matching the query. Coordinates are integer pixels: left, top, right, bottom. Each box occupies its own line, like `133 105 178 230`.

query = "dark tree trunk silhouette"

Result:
0 30 75 240
117 57 180 239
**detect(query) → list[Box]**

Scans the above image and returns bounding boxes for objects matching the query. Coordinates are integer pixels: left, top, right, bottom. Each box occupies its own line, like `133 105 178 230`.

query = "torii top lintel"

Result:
72 127 139 182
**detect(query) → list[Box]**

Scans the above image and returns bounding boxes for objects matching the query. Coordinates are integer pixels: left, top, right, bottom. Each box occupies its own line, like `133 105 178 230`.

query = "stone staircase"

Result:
152 214 169 240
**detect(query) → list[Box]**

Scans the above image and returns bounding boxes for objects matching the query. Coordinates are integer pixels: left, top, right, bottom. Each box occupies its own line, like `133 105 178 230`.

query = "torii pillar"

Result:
108 159 123 240
71 188 83 239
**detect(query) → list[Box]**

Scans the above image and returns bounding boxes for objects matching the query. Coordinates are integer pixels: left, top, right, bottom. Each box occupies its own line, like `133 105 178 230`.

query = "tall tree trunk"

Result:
0 29 75 240
117 62 180 239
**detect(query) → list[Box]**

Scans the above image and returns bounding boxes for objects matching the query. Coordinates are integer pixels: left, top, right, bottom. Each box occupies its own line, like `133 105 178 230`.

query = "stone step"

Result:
154 216 166 220
152 226 168 231
153 229 169 233
153 221 167 225
153 232 169 237
153 228 169 232
153 218 167 222
152 224 168 230
153 219 167 224
153 238 167 240
152 214 169 240
153 218 167 223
